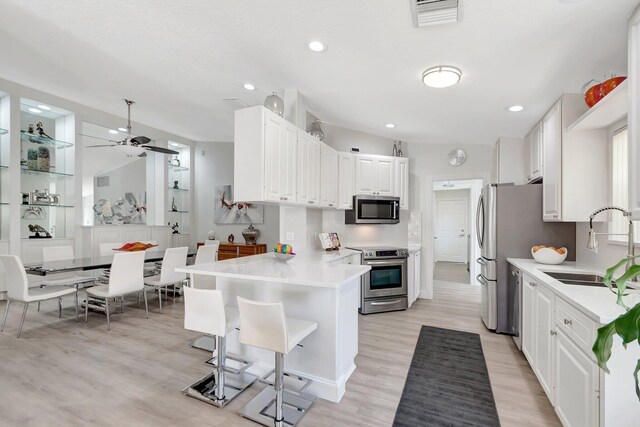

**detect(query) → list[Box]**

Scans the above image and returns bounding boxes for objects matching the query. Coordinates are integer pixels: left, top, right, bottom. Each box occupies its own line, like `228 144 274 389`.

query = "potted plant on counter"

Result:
593 257 640 400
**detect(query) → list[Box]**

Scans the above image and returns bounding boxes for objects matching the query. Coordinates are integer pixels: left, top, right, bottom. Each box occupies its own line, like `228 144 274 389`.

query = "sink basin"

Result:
543 271 615 288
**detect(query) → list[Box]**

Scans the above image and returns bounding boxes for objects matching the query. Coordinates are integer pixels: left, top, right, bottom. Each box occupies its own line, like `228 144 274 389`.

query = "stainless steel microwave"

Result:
345 195 400 224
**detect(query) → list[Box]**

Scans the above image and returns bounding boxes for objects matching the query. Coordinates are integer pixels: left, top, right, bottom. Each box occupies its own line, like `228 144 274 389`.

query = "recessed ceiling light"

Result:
28 107 42 113
385 123 396 128
37 105 51 111
422 66 462 88
308 41 325 52
109 129 119 134
508 105 524 112
118 127 128 132
243 83 256 91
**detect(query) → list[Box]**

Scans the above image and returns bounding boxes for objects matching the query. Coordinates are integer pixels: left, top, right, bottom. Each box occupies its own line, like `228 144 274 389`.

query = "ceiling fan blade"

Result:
78 134 112 142
143 146 179 155
87 145 117 148
130 136 151 145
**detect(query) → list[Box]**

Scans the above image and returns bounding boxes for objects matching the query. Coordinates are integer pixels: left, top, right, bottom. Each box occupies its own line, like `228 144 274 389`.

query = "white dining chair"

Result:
144 246 188 313
191 245 217 289
99 242 124 257
84 251 147 331
38 246 96 319
204 239 220 259
0 255 78 338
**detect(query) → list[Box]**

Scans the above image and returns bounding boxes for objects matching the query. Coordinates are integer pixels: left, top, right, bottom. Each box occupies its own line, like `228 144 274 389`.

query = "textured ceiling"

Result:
0 0 637 145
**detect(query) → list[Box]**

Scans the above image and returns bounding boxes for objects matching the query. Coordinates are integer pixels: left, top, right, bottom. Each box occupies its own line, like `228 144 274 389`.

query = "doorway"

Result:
432 179 483 286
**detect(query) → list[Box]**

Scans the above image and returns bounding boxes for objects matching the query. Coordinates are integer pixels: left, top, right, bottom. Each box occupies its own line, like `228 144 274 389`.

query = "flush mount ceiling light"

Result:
37 105 51 110
28 107 42 113
308 41 325 52
385 123 396 128
508 105 524 112
108 129 119 134
243 83 256 91
422 66 462 88
118 127 127 132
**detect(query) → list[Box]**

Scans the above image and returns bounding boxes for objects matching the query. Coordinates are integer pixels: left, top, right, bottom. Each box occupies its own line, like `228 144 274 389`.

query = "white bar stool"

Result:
189 244 219 353
237 296 318 427
183 286 256 407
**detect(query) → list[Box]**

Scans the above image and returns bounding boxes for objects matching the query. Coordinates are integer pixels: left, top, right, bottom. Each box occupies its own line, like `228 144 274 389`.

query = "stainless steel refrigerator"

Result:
476 183 576 334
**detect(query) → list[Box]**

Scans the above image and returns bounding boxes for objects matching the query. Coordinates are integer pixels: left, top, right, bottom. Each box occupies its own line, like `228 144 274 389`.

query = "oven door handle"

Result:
370 299 403 306
364 260 407 266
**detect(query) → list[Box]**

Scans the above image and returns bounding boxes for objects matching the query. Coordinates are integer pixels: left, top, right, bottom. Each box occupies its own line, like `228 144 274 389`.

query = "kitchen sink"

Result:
543 271 615 288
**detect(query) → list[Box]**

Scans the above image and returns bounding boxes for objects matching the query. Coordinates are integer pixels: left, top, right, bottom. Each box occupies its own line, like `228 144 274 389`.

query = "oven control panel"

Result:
362 249 409 259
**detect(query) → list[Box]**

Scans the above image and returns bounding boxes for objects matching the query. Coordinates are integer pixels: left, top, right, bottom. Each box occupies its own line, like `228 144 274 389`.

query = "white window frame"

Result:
608 122 639 244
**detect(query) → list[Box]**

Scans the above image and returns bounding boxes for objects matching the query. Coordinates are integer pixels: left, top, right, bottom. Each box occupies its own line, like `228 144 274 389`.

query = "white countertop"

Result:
177 252 370 289
313 248 361 263
507 258 640 323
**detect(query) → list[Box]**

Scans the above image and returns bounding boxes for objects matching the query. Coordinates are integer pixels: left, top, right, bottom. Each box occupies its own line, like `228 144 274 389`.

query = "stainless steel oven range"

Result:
348 246 409 314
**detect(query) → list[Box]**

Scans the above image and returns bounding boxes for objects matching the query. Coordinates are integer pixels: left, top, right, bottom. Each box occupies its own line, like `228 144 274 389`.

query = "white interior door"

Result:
436 198 468 262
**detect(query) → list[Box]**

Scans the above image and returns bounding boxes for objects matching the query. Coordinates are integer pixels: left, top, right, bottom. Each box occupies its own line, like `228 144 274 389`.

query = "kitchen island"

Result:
177 252 370 403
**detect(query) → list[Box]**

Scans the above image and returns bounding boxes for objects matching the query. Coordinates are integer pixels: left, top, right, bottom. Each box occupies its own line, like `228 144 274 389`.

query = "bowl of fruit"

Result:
531 245 567 265
273 243 296 263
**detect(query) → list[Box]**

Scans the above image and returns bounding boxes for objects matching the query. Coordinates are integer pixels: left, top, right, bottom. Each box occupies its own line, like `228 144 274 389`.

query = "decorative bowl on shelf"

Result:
531 246 568 265
273 252 296 263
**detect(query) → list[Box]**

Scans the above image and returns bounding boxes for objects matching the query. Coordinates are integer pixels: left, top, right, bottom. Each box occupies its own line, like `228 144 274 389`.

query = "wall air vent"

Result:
96 176 109 187
411 0 459 27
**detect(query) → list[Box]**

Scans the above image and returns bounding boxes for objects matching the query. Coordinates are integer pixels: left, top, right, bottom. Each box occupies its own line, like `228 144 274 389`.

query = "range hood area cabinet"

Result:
541 95 607 222
354 154 395 197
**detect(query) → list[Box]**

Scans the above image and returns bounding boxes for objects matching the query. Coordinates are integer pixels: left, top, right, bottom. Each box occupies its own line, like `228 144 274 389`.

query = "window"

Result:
609 126 639 243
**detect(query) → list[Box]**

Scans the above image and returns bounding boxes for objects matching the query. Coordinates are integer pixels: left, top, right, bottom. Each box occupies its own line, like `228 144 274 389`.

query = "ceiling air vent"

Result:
411 0 459 27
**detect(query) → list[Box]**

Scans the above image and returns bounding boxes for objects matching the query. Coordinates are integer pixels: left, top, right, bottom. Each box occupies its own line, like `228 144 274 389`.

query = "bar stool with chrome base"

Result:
237 296 318 427
183 286 257 407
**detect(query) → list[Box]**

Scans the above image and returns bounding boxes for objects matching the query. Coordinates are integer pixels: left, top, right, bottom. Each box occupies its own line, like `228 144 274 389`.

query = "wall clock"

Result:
448 149 467 166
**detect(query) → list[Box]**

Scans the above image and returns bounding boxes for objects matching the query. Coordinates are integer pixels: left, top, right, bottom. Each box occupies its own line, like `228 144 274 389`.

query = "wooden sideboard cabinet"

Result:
217 243 267 260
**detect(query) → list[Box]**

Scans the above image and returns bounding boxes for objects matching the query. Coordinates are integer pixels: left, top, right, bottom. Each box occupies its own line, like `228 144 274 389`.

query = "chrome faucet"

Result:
588 206 636 271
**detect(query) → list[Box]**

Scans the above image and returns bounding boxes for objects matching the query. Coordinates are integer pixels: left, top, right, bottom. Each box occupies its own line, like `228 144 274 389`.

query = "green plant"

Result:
592 257 640 400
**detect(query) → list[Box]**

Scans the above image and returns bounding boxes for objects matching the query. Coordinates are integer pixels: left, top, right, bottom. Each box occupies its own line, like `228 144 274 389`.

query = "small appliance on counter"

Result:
345 195 400 224
347 246 409 314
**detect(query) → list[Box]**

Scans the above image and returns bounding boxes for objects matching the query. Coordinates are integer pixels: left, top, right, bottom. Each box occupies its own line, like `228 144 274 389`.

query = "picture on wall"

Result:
214 185 264 224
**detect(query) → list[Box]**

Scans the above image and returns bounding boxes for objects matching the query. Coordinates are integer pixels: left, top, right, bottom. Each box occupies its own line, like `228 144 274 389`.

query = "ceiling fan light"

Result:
114 144 145 157
422 66 462 88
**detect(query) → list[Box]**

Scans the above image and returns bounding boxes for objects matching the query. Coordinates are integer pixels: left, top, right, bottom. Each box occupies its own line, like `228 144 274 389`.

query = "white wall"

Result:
576 222 634 272
194 141 280 248
410 143 494 298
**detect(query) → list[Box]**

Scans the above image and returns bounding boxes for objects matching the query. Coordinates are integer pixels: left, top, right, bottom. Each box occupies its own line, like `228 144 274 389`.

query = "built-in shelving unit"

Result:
568 80 628 131
19 99 75 239
0 96 10 245
167 141 190 238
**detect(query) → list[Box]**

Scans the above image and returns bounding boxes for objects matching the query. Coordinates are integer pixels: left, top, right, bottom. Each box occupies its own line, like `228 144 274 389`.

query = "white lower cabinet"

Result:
407 249 421 307
555 329 599 427
521 273 602 427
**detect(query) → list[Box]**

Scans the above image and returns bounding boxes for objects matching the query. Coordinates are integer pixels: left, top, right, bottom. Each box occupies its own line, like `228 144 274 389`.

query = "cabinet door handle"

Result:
550 330 557 336
563 319 572 326
308 201 314 204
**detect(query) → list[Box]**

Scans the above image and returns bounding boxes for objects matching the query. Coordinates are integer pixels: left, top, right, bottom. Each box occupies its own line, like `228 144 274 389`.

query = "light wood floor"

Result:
0 282 561 427
434 261 470 284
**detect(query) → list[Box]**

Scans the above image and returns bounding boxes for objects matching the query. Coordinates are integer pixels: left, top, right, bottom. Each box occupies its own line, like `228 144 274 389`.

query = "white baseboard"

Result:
418 290 432 300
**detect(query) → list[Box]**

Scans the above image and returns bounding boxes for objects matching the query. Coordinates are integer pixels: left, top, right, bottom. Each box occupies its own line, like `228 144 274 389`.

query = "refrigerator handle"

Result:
476 257 487 266
476 274 488 286
476 195 484 249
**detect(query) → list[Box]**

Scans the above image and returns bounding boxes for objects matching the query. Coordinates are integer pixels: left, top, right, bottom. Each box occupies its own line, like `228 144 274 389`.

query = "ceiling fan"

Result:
86 99 179 157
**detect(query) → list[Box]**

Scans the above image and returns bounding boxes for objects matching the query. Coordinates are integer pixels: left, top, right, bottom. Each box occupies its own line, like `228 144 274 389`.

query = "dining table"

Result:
24 249 197 276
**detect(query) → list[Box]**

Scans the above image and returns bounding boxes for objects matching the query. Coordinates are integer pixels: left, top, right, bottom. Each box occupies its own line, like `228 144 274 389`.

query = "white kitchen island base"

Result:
177 253 369 403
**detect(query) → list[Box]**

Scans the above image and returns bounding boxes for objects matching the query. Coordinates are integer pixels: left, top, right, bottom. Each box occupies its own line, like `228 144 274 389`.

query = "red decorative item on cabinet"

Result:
584 82 604 108
601 76 627 98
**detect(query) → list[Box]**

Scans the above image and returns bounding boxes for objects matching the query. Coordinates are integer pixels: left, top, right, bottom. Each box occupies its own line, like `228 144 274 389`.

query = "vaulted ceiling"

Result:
0 0 637 145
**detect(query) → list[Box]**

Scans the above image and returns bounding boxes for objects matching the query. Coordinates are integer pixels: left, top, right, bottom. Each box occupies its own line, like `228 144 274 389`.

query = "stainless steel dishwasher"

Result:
507 263 522 350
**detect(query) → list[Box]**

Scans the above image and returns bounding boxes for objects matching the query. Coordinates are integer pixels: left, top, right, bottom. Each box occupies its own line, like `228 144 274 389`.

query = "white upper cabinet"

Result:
320 143 338 208
394 157 409 210
543 102 562 221
629 7 640 219
234 106 410 210
540 95 607 222
355 154 395 196
236 106 297 204
337 152 355 209
529 122 543 183
297 131 321 206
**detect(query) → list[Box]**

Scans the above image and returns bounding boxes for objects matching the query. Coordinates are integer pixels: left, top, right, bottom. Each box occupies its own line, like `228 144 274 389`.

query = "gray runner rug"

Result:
392 326 501 427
